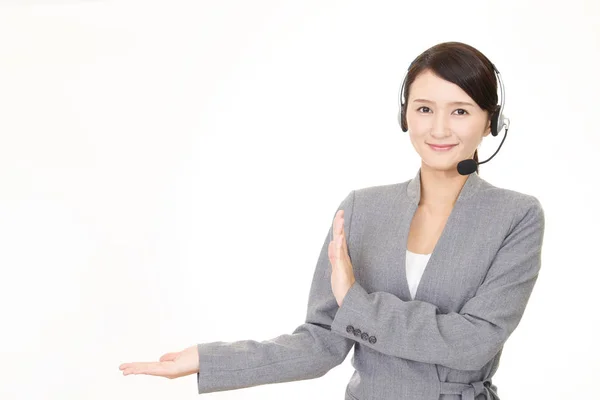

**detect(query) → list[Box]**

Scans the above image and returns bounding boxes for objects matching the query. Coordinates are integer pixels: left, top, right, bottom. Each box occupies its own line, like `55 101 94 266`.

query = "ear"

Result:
483 119 492 137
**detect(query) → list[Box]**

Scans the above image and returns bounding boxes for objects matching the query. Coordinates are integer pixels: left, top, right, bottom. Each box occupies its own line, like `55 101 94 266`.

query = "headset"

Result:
396 61 511 175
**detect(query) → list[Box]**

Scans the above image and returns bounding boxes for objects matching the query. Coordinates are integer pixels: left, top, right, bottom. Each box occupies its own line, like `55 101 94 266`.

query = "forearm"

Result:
197 323 353 393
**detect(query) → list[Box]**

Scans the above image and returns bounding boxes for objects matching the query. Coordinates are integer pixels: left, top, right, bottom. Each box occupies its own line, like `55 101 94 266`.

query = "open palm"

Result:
119 344 199 379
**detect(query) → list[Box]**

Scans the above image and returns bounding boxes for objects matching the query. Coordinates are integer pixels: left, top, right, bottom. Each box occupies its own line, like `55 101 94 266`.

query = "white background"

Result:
0 1 598 399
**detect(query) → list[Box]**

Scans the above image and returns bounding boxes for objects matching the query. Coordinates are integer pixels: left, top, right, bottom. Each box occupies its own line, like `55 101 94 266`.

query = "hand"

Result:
328 210 356 307
119 344 199 379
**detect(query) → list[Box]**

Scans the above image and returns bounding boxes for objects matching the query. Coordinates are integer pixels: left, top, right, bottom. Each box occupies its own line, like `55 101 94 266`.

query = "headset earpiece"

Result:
490 109 500 137
490 104 507 137
399 103 408 132
397 69 409 132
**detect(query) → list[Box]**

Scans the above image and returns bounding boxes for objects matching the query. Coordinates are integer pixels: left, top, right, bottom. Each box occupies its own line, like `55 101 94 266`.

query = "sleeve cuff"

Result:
331 281 376 342
195 342 241 394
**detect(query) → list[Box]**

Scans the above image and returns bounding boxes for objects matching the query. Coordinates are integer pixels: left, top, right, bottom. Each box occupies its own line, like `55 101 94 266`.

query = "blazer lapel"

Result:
395 168 484 302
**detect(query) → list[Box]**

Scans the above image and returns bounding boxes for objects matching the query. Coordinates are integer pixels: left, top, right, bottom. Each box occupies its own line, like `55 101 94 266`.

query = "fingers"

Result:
335 210 346 249
333 210 345 239
328 238 334 261
119 352 178 373
328 234 339 268
329 210 347 267
335 210 344 234
120 361 173 378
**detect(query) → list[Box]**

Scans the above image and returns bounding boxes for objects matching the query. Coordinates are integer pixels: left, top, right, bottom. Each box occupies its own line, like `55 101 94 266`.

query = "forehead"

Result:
409 69 473 103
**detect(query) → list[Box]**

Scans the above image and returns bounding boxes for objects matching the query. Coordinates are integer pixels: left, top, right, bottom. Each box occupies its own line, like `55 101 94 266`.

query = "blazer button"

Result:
346 325 355 334
353 328 361 337
369 336 377 344
361 332 369 341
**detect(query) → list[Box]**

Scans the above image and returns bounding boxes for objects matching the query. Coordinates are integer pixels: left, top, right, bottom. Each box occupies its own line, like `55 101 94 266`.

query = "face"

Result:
405 69 492 173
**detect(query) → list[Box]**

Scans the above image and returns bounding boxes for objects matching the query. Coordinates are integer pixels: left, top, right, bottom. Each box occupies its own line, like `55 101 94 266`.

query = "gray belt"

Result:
439 378 499 400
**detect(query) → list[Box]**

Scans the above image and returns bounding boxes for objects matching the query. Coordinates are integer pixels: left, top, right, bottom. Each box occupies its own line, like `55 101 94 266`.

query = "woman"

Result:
119 41 545 400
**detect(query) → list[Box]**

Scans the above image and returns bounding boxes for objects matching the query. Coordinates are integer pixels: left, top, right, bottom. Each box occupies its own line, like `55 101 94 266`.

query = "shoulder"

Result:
335 181 407 213
477 178 543 210
475 178 545 233
351 181 408 205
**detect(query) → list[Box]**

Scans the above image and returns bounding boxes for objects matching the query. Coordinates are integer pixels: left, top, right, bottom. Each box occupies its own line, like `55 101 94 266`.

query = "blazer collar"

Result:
406 167 484 205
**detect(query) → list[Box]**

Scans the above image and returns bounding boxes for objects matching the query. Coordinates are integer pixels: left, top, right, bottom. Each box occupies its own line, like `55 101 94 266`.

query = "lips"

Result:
428 143 457 151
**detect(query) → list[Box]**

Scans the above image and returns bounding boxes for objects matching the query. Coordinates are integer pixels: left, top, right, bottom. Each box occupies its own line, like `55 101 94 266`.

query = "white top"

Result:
405 249 432 300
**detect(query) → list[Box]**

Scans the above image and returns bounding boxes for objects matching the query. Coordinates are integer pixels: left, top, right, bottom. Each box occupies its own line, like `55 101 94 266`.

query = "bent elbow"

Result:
309 351 347 379
454 340 504 371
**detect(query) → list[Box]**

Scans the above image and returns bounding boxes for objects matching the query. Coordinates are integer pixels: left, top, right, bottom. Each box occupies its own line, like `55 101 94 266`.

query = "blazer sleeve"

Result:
196 192 356 394
330 196 545 371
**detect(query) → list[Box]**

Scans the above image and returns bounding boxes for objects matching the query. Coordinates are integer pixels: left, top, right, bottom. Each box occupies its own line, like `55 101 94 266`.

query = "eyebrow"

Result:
412 98 475 107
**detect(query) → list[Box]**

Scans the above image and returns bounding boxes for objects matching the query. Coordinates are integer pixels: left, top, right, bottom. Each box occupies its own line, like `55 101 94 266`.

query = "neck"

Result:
418 163 469 210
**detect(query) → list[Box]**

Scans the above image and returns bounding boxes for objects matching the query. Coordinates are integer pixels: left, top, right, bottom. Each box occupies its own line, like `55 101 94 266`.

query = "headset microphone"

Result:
456 118 509 175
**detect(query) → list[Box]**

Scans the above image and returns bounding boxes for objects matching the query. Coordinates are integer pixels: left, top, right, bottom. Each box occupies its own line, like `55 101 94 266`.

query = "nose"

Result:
431 113 451 138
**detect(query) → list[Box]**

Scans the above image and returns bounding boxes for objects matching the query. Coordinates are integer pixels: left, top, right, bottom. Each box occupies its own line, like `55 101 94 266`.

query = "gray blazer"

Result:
196 167 545 400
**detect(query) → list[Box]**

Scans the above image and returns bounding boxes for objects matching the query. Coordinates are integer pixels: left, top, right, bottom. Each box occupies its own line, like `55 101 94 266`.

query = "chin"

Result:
422 158 460 173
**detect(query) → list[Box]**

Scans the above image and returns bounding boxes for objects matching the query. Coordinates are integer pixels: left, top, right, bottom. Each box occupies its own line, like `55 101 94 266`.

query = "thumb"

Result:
159 352 180 362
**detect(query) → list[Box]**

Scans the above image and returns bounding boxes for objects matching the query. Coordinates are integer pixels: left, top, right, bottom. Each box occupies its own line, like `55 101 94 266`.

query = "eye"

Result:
417 106 431 113
453 109 469 115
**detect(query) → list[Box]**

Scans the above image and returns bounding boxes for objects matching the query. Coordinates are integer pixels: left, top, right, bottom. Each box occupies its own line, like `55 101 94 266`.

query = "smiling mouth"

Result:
428 144 457 151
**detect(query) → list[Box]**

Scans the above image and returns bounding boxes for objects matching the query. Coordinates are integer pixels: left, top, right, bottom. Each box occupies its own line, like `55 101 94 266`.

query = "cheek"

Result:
407 114 429 134
454 120 487 142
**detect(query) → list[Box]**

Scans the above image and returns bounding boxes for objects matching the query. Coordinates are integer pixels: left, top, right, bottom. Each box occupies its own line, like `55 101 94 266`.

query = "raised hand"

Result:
328 209 356 307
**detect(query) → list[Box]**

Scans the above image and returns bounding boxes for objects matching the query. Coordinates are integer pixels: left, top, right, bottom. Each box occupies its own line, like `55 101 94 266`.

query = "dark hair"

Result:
400 42 500 175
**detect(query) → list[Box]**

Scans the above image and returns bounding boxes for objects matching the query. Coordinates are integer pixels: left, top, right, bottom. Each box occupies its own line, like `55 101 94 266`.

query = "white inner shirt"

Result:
405 250 432 300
